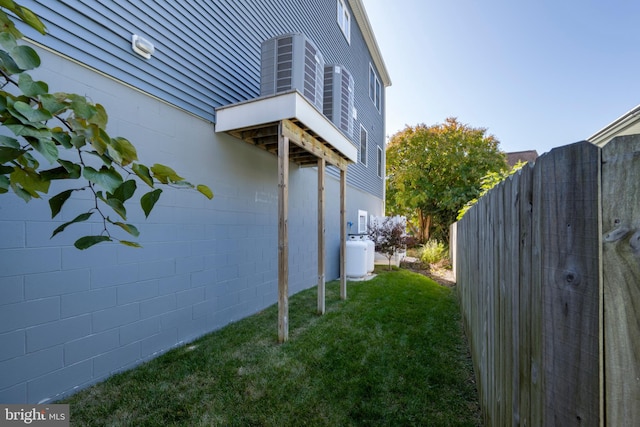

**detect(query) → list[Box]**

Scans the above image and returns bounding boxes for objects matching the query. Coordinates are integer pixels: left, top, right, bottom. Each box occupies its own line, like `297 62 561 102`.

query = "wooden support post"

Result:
340 169 347 300
317 158 326 314
278 123 289 343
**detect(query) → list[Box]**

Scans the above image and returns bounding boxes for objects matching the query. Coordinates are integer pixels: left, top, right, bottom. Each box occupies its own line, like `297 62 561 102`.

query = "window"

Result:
359 125 368 166
337 0 351 43
369 64 381 112
358 210 368 234
377 146 384 178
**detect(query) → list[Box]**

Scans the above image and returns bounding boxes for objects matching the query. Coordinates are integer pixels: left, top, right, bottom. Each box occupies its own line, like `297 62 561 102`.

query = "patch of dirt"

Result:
400 259 456 287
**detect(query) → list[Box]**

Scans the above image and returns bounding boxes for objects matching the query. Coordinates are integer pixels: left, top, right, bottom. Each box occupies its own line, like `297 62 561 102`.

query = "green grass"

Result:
63 268 481 426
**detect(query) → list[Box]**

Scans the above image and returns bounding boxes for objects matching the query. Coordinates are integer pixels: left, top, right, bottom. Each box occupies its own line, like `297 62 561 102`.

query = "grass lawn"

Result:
63 268 481 426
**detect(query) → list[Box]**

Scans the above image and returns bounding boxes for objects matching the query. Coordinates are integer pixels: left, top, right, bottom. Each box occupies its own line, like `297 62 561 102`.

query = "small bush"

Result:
368 217 408 270
419 240 448 265
404 235 420 249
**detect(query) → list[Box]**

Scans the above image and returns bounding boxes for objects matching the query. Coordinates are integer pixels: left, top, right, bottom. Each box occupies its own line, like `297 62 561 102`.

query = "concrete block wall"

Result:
0 47 383 403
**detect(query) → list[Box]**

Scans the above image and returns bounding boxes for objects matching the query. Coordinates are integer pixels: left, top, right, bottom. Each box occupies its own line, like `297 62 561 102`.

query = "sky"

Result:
361 0 640 155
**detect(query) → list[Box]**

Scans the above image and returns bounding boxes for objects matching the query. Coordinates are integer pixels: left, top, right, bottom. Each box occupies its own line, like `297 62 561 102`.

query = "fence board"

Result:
507 173 520 426
496 182 506 427
530 151 544 426
503 174 517 426
457 141 604 426
601 135 640 426
518 163 534 426
537 142 601 426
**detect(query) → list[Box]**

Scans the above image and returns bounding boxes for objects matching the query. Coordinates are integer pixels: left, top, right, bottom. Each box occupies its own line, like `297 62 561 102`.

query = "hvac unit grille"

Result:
261 33 324 111
323 65 354 137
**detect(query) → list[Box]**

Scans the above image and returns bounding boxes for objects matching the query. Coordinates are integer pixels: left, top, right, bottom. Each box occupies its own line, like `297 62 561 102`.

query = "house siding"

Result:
0 0 388 403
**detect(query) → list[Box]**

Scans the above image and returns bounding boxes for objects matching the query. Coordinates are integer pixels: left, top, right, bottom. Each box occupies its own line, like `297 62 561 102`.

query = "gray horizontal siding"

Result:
20 0 385 198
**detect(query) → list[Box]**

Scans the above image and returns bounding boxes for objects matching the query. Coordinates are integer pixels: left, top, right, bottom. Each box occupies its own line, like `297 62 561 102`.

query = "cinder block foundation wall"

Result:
0 47 383 403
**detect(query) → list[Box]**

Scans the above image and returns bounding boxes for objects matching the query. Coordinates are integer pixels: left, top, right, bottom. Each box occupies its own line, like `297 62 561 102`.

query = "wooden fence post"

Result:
340 169 347 300
317 157 326 315
278 123 289 343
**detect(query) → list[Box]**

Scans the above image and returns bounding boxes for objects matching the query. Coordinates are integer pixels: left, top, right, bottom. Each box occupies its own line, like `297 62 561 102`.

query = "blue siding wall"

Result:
20 0 386 199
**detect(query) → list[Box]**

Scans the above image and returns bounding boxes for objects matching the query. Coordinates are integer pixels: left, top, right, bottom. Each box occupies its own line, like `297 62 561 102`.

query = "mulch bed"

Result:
400 259 456 287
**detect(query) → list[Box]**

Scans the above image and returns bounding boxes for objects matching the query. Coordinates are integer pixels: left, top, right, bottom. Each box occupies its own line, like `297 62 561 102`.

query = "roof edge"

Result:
588 104 640 146
349 0 391 87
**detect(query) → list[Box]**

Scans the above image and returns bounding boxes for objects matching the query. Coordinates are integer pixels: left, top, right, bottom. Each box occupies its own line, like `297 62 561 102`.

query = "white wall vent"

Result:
323 64 354 137
261 33 324 111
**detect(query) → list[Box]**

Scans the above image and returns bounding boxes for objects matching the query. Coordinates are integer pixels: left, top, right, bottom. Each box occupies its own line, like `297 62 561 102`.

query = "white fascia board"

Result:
216 91 358 163
587 104 640 147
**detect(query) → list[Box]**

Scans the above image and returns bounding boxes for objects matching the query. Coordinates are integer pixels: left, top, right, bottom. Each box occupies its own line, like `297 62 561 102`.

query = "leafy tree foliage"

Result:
386 117 507 243
457 160 527 220
0 1 212 249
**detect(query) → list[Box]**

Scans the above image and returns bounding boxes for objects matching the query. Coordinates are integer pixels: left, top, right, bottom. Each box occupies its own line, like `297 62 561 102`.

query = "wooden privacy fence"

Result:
454 137 640 426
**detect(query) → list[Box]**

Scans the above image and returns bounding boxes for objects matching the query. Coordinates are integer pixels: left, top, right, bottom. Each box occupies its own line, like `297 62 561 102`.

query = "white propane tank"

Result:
363 236 375 273
346 236 368 278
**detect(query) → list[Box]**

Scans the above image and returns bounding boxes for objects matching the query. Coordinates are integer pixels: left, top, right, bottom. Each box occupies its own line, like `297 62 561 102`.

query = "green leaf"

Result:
49 189 73 218
68 94 97 120
105 197 126 220
51 130 72 149
12 184 31 201
85 124 109 155
13 100 53 122
10 45 40 70
151 163 184 184
0 135 20 148
0 165 13 174
0 2 46 34
18 73 48 97
111 179 136 203
41 95 69 116
197 184 213 199
51 211 92 238
14 5 46 35
74 235 111 250
108 137 137 166
88 103 108 127
70 135 86 149
111 221 140 237
57 159 81 179
0 174 9 193
0 10 22 39
0 50 21 73
0 31 17 50
40 166 72 181
132 163 153 187
119 240 142 248
0 146 24 162
10 166 49 197
5 123 52 139
15 151 38 169
83 165 123 194
29 138 58 164
141 188 162 218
